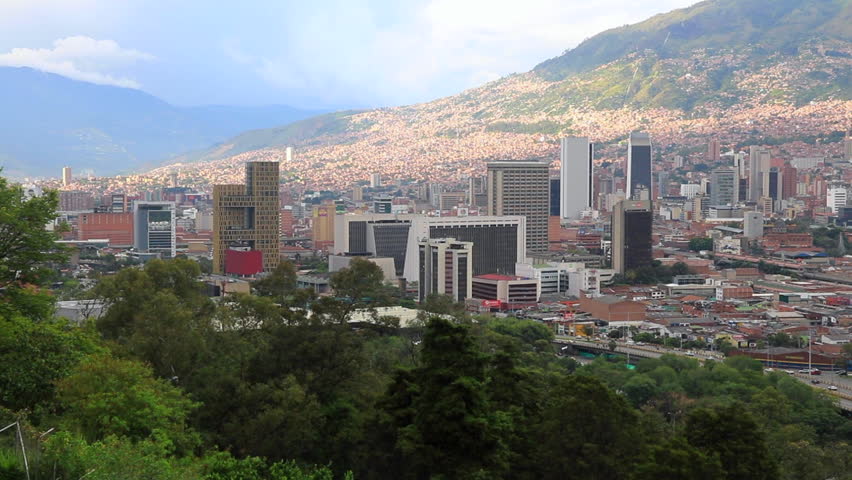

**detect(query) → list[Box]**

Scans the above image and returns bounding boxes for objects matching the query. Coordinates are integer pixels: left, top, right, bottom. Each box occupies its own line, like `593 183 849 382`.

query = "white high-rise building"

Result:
827 185 848 214
680 184 701 199
285 146 293 162
743 211 764 239
133 201 177 258
559 137 593 220
748 146 771 202
370 173 382 188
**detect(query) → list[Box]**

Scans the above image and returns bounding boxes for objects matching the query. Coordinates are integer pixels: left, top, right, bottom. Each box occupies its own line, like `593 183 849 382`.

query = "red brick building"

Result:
577 294 646 322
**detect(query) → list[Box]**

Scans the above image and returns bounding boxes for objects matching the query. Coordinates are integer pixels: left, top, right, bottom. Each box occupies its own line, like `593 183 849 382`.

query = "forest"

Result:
1 174 851 479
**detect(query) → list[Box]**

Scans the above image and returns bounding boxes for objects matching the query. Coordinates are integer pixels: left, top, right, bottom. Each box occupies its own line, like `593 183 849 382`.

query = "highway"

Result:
555 335 852 412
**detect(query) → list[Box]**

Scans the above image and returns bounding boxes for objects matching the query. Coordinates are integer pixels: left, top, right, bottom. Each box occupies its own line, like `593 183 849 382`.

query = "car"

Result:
811 379 820 384
827 385 838 391
837 371 848 376
784 370 795 375
685 352 695 357
763 368 774 373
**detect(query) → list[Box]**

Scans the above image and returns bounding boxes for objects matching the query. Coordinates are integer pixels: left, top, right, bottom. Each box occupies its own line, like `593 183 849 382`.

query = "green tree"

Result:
685 405 779 480
689 237 713 252
0 315 102 412
56 354 200 453
378 317 503 479
634 437 724 480
0 173 67 290
534 375 641 480
252 260 298 302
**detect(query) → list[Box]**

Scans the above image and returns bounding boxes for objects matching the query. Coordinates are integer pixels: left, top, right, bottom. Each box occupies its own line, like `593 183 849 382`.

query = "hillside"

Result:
0 67 321 178
148 0 851 189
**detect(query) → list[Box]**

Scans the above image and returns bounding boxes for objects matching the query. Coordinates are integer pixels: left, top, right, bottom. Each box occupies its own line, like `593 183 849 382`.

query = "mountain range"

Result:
147 0 850 190
5 0 852 185
0 67 322 178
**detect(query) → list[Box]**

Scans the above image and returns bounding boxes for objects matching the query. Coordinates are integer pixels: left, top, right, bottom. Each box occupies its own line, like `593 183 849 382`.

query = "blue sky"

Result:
0 0 697 109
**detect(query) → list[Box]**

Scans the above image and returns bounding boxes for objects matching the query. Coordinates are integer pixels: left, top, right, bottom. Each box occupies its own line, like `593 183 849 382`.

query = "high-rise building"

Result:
62 166 72 186
844 135 852 161
743 211 764 239
109 193 127 213
213 161 280 274
487 160 549 252
657 172 669 198
680 184 701 199
351 185 364 202
370 173 382 188
710 167 739 206
133 201 176 258
286 146 293 163
827 185 848 214
418 238 473 302
559 137 593 219
765 167 782 208
781 165 797 200
706 139 720 162
627 132 652 201
748 146 771 202
312 204 336 251
169 172 178 188
611 199 652 274
468 176 486 203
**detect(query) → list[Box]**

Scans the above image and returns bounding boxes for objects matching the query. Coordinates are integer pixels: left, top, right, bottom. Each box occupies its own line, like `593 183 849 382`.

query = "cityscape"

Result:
2 0 852 478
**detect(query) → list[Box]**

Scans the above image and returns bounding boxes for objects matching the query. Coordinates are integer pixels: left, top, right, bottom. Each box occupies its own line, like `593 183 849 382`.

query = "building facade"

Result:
418 238 473 302
559 137 593 219
710 167 739 206
487 160 549 252
611 199 652 274
213 161 280 274
627 132 652 201
132 201 176 258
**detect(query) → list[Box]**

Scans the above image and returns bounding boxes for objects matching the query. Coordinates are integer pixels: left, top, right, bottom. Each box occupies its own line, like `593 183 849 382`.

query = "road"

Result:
555 335 852 411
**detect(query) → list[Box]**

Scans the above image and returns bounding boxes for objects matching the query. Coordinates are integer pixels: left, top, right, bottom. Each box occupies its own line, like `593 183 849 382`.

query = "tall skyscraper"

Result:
611 199 652 274
560 137 594 219
487 161 549 253
311 204 336 251
710 167 739 206
627 133 652 201
418 238 473 303
213 161 280 274
286 146 293 163
370 173 382 188
133 201 176 258
550 178 560 217
62 166 72 186
766 167 782 209
748 146 771 202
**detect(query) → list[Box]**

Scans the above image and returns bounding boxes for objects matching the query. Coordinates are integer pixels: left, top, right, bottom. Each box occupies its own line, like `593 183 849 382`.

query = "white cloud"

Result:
0 36 154 88
242 0 698 106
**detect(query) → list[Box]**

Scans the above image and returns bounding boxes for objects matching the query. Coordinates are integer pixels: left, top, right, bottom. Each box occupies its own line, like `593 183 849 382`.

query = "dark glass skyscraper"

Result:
549 178 560 216
612 199 652 274
627 132 652 201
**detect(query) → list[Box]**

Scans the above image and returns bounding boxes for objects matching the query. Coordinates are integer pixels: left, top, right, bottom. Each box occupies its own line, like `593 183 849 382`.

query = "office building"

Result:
827 185 848 214
418 238 473 302
405 215 526 280
286 146 293 163
468 176 487 206
351 185 364 202
471 274 540 307
109 194 127 213
213 161 280 274
748 146 771 202
169 172 178 188
765 167 782 206
133 201 176 258
62 166 72 186
710 167 739 206
611 199 652 274
845 136 852 161
334 214 414 277
559 137 593 219
743 211 764 239
487 160 549 252
627 132 652 201
312 204 336 251
373 196 393 214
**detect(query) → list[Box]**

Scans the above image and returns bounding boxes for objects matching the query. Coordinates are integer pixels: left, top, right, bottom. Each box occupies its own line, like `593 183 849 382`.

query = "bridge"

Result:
554 336 852 413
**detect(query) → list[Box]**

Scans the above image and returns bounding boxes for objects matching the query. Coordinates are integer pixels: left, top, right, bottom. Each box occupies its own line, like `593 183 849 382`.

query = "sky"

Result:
0 0 698 109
